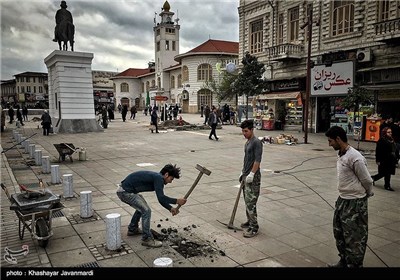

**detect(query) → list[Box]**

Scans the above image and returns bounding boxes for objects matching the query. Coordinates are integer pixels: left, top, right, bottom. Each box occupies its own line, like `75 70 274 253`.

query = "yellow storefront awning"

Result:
257 91 300 100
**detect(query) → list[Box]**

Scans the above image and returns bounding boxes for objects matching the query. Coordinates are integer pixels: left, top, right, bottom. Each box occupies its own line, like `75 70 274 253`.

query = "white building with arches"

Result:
111 1 239 113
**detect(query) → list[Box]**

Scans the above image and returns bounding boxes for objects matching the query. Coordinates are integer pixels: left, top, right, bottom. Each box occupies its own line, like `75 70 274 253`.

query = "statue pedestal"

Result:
44 50 102 133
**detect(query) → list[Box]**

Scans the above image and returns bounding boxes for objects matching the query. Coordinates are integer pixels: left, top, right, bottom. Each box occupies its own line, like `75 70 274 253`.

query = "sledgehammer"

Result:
177 164 211 210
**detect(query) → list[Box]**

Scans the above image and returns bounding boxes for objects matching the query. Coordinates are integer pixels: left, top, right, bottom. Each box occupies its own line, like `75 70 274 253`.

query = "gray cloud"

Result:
1 0 239 80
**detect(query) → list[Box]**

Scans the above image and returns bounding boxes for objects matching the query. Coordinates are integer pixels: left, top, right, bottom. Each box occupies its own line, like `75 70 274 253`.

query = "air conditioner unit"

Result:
182 92 188 100
357 49 372 63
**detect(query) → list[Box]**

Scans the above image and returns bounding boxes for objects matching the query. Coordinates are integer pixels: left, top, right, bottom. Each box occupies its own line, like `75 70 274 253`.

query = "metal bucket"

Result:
79 149 86 161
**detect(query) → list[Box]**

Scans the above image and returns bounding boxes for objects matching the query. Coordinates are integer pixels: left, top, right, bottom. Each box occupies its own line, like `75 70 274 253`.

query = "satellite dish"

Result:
226 63 236 73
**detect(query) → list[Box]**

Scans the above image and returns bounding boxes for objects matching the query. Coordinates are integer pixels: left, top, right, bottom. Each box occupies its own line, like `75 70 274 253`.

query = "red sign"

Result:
154 96 168 101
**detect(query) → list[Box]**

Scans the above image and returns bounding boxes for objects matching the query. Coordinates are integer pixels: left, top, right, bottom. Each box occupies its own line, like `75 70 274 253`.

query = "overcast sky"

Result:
1 0 239 80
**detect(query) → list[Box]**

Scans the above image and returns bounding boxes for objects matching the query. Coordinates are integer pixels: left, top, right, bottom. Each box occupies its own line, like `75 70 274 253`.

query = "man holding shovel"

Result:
239 120 263 238
117 164 187 248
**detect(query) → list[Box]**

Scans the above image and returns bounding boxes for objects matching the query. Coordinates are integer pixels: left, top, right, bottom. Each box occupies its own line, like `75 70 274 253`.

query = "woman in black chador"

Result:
371 127 398 191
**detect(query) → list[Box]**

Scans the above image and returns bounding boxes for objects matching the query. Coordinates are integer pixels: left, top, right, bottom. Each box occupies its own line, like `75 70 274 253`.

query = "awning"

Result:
357 64 400 72
257 91 300 100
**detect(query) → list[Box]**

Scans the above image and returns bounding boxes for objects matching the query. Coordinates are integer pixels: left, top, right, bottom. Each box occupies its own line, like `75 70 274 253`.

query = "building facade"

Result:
112 1 240 113
239 0 400 133
1 72 48 108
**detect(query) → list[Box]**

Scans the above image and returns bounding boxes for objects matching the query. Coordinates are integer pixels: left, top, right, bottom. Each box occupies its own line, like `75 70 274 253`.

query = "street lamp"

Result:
300 7 317 144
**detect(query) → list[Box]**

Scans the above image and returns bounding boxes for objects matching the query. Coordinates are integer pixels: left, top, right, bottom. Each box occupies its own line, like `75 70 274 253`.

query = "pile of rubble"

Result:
152 219 225 259
259 133 298 145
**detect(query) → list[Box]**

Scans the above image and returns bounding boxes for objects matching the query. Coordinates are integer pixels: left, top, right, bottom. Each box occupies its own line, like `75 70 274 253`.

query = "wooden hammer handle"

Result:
176 172 204 210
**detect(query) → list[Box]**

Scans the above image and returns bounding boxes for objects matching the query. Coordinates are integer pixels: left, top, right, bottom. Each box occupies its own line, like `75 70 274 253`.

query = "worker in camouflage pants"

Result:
326 126 374 268
239 120 263 238
333 197 368 266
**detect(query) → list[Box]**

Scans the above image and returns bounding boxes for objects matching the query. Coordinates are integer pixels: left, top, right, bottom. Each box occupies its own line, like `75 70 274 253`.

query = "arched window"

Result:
121 83 129 92
146 81 150 92
182 66 189 82
157 77 161 88
151 80 155 88
197 64 212 81
141 82 145 92
177 74 182 88
170 75 175 89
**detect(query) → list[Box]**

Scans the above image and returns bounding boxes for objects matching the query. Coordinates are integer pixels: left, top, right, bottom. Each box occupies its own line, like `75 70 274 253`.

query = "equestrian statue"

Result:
53 1 74 51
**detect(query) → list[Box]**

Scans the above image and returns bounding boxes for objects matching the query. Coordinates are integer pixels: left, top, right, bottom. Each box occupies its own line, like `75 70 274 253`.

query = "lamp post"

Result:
301 8 314 144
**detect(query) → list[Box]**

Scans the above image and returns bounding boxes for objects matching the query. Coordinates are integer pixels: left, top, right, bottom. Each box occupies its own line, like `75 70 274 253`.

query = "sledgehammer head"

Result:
196 164 211 176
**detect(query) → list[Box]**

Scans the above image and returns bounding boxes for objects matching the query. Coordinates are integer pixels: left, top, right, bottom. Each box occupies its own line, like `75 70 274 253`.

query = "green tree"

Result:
341 86 374 148
205 71 237 103
231 52 269 119
341 86 374 122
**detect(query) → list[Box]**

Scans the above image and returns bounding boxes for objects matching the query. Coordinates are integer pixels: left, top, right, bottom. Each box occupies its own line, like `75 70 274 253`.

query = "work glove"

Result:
245 172 255 184
239 172 243 183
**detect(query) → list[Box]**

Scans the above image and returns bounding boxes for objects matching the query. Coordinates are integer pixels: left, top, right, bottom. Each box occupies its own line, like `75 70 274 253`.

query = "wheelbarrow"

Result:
53 143 78 162
1 182 64 248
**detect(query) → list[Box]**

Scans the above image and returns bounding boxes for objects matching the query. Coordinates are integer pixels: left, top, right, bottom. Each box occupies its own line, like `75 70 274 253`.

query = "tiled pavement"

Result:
1 112 399 269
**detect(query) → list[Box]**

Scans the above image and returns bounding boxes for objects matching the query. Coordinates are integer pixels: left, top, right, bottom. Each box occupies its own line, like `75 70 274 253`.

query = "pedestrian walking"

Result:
208 106 219 140
116 164 187 248
130 105 137 119
8 106 14 124
16 106 24 126
41 110 52 135
121 105 128 122
150 107 159 133
371 127 397 191
22 105 28 121
325 126 374 268
239 119 263 238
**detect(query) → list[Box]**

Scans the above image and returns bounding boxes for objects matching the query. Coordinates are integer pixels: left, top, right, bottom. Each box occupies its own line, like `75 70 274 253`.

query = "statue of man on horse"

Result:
53 1 75 51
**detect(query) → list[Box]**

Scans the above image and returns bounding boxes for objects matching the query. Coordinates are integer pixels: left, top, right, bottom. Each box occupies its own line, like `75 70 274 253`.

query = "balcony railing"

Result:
374 18 400 42
266 43 304 61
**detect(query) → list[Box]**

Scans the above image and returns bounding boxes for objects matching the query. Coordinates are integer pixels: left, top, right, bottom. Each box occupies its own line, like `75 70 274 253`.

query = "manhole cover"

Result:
74 261 100 268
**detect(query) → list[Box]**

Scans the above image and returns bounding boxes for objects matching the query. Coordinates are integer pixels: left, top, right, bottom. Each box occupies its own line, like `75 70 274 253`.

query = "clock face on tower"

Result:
166 16 171 22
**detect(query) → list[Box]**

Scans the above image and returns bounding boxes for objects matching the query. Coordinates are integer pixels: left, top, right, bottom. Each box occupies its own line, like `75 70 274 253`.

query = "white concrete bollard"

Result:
80 191 93 218
51 165 61 184
23 139 31 153
153 257 173 267
16 133 21 143
34 150 42 166
105 213 121 251
62 174 74 198
12 130 17 140
29 144 36 159
42 156 51 174
19 136 25 147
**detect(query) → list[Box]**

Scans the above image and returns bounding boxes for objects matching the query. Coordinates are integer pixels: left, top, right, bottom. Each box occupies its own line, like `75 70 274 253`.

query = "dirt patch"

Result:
159 119 191 128
151 222 225 259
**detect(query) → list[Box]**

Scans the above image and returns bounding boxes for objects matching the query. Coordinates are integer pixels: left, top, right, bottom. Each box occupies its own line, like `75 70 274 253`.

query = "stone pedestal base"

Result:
55 119 102 133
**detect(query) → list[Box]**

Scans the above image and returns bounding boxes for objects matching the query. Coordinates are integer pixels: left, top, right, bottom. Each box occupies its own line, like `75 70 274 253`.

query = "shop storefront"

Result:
256 78 304 130
311 61 354 134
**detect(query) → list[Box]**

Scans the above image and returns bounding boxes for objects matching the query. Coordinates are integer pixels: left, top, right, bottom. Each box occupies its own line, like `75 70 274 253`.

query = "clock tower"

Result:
154 1 180 91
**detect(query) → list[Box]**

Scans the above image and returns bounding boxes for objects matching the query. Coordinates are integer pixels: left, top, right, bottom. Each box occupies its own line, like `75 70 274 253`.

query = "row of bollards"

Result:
11 130 172 266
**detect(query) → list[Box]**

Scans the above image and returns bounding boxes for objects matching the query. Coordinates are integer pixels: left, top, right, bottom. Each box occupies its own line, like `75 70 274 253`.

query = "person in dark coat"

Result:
41 110 52 135
121 105 128 122
107 106 114 122
8 107 14 124
101 106 108 128
371 127 397 191
150 107 159 133
16 106 24 126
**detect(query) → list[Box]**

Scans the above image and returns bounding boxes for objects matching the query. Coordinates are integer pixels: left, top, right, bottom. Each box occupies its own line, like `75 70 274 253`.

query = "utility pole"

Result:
301 8 313 144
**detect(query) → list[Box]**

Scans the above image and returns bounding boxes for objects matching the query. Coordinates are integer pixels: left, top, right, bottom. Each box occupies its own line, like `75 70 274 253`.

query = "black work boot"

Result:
327 259 347 268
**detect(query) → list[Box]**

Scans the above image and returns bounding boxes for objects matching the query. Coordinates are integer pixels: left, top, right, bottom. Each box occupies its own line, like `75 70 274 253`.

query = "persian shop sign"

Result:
311 61 354 96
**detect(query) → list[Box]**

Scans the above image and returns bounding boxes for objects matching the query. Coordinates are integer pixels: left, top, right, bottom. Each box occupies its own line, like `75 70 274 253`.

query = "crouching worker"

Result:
116 164 187 248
